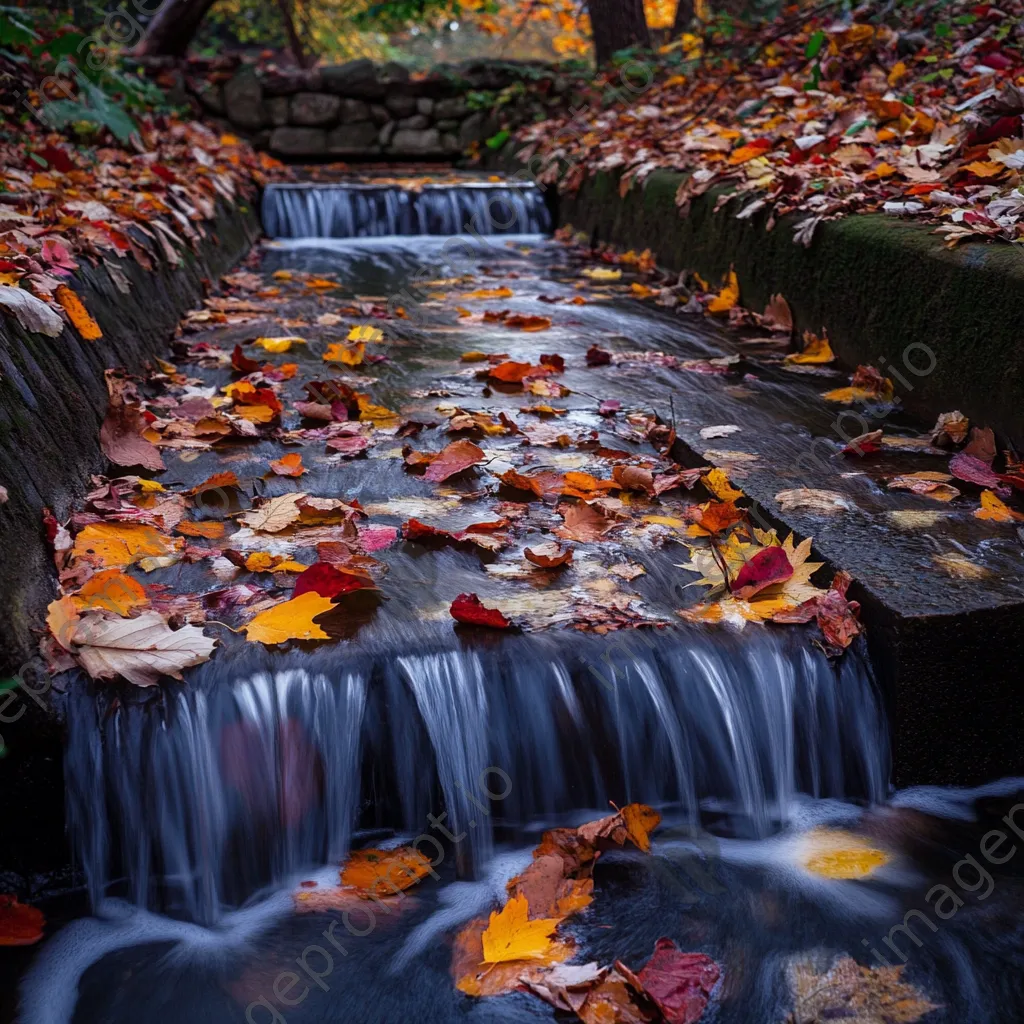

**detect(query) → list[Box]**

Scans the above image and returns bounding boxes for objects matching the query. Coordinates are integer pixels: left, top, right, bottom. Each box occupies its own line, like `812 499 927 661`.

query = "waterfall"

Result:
261 182 551 239
63 629 888 924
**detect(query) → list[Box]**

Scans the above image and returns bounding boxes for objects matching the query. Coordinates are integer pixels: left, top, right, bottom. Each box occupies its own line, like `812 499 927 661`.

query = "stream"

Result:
7 178 1024 1024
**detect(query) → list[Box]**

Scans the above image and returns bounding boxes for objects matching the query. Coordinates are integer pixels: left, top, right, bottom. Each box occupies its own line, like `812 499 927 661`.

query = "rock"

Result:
269 126 327 157
458 110 499 148
416 97 434 117
261 68 310 97
435 119 460 133
385 94 418 118
369 103 390 126
290 92 342 127
340 98 371 123
321 59 383 99
266 96 289 127
389 128 442 157
379 61 411 85
223 68 266 131
378 121 396 148
327 122 380 156
397 114 430 131
434 96 468 120
195 82 224 116
441 133 461 155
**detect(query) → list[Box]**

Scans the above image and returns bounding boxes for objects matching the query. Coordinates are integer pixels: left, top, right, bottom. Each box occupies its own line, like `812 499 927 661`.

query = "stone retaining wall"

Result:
183 57 577 162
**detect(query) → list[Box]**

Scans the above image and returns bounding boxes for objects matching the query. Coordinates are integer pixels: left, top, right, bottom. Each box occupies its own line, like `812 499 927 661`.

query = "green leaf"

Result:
0 10 36 47
485 129 510 150
805 30 826 60
32 31 86 60
935 23 951 38
954 13 977 24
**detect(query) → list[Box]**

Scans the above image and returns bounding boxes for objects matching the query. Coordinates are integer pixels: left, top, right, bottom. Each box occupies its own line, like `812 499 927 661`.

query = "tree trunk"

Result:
133 0 218 58
275 0 311 68
587 0 651 65
672 0 694 33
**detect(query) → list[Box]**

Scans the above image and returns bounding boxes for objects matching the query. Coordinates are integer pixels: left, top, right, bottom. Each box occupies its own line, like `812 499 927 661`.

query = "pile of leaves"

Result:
519 1 1024 246
0 19 284 340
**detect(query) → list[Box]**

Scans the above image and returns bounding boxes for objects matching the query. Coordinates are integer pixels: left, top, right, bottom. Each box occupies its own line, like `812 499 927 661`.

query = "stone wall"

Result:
185 57 577 162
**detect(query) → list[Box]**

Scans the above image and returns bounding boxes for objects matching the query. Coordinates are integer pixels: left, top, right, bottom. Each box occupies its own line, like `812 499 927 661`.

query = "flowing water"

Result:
10 179 1024 1024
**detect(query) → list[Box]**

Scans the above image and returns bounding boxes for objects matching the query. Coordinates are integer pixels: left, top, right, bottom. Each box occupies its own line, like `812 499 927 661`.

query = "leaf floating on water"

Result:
242 592 335 645
581 267 622 281
800 828 890 880
784 953 939 1024
340 847 433 897
525 541 574 569
450 593 513 629
975 489 1024 523
931 552 992 580
632 937 721 1024
481 894 562 965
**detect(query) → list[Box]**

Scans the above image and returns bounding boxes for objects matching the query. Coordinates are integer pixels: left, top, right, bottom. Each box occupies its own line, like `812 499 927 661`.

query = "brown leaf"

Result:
525 541 574 569
100 371 165 472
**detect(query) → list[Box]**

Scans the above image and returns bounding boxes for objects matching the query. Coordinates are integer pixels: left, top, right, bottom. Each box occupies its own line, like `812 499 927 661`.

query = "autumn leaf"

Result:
423 439 485 483
253 336 304 353
0 895 44 946
72 568 148 616
785 330 834 365
176 520 226 540
481 894 562 964
324 341 365 366
243 592 335 644
347 325 383 343
67 610 216 686
293 562 376 598
949 452 1001 488
72 523 178 568
341 847 433 896
707 269 739 315
730 545 793 599
269 452 306 477
581 267 622 281
975 489 1024 522
504 314 552 331
463 286 514 300
56 284 102 340
800 829 890 880
702 468 744 502
633 938 721 1024
100 372 165 472
451 593 513 628
525 541 574 568
239 493 304 533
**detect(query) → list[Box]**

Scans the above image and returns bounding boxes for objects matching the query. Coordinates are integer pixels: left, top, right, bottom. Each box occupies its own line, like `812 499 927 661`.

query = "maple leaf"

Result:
293 562 376 598
100 372 165 472
451 593 513 628
72 522 179 568
423 439 485 483
707 269 739 314
975 489 1024 522
631 938 721 1024
243 592 335 645
66 610 216 687
72 568 148 616
269 452 305 477
481 894 562 964
785 330 834 365
800 829 890 880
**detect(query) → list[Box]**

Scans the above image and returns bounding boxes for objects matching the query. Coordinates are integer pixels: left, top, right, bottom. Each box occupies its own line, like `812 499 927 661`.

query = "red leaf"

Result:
357 524 398 552
326 435 369 457
450 593 512 629
232 344 262 373
423 439 485 483
539 353 565 371
293 562 374 599
730 546 793 599
632 938 720 1024
0 895 44 946
488 361 553 383
586 344 612 366
949 452 1001 488
599 399 621 417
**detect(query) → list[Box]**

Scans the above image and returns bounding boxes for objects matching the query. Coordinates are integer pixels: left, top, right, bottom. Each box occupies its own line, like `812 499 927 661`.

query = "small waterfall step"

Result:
64 629 888 924
262 180 551 238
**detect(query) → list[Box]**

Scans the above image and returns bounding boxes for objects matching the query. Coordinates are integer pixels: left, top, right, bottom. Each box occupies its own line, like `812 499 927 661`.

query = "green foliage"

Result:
41 77 137 141
0 6 38 48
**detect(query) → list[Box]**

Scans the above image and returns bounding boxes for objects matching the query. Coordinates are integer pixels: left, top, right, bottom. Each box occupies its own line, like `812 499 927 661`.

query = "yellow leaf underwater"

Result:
801 828 890 879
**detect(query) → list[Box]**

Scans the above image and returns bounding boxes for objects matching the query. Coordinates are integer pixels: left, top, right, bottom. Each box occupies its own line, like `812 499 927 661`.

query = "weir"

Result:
261 181 551 239
64 630 887 924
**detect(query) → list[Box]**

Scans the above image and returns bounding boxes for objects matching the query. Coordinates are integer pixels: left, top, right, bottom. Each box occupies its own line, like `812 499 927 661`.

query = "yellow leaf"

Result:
254 336 304 353
964 160 1007 180
341 847 433 897
347 325 383 343
72 523 176 568
480 894 561 965
975 489 1024 523
822 386 881 404
642 514 686 528
235 404 276 423
324 341 365 366
581 267 621 281
621 803 661 853
887 60 907 86
272 270 293 281
138 479 165 493
703 468 745 501
242 592 334 645
461 351 490 362
72 569 148 616
707 269 739 315
785 330 835 365
801 828 890 880
46 595 81 651
463 286 514 300
305 277 339 290
55 285 102 340
357 395 399 425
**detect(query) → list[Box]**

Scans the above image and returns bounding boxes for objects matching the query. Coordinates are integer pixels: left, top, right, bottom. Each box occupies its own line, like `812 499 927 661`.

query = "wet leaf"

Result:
581 267 621 281
72 523 177 568
525 541 574 568
341 847 433 896
239 493 304 533
254 336 303 353
702 469 744 502
463 286 514 300
0 895 44 946
424 439 486 483
731 546 793 600
242 592 335 644
785 330 834 365
451 593 513 629
269 452 306 477
633 938 721 1024
0 285 63 336
72 568 148 616
975 489 1024 522
707 269 739 315
56 284 102 340
293 562 376 598
775 489 854 514
949 452 1001 488
801 829 890 880
481 894 563 964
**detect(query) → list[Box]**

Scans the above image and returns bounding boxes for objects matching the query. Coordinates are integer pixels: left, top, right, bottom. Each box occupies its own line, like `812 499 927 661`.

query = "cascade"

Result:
261 181 551 239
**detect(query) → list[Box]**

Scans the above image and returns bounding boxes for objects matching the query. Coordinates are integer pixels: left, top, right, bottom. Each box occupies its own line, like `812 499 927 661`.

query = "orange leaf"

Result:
340 847 434 897
55 284 102 340
269 452 306 477
0 895 44 946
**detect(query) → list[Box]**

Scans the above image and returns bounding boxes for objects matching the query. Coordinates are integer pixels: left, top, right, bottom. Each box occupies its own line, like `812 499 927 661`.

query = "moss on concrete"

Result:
558 169 1024 448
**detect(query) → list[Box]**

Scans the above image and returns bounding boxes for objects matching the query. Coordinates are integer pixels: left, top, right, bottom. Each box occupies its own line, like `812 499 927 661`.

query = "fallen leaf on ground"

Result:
100 373 165 472
887 476 960 502
949 452 1001 488
699 425 741 439
730 546 793 600
578 803 661 853
72 568 148 616
975 489 1024 523
56 284 102 340
931 410 968 446
785 330 834 365
463 287 514 300
243 592 335 644
239 493 304 533
254 336 303 353
702 468 744 502
707 269 739 314
581 267 621 281
347 325 383 342
761 293 793 333
932 552 992 580
424 439 485 483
